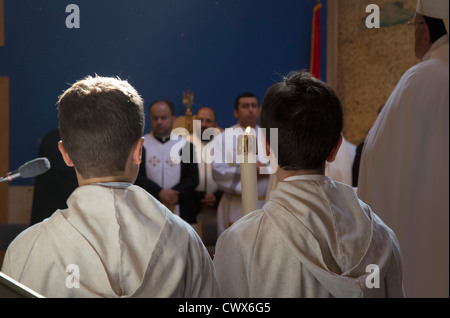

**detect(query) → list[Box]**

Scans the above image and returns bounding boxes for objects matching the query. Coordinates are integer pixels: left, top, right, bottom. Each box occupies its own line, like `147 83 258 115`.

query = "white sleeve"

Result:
212 161 242 195
210 130 242 195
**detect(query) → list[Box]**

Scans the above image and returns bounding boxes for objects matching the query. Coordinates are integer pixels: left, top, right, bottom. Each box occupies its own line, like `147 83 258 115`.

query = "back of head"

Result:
260 71 343 171
416 0 449 35
423 15 448 43
57 75 145 179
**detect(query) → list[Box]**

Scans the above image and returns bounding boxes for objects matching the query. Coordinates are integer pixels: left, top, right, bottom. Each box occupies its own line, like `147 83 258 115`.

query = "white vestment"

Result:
211 125 269 235
1 183 220 298
193 133 219 195
325 138 356 186
214 175 404 298
358 35 449 297
143 133 185 215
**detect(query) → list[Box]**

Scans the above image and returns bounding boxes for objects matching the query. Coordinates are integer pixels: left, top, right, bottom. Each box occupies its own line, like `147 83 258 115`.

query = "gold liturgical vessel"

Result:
182 90 194 135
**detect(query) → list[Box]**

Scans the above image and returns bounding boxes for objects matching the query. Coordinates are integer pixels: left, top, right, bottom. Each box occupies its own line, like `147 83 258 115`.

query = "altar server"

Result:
214 71 404 298
1 76 219 298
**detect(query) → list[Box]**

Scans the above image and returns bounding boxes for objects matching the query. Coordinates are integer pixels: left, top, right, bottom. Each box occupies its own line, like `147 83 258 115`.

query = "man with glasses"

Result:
358 0 449 298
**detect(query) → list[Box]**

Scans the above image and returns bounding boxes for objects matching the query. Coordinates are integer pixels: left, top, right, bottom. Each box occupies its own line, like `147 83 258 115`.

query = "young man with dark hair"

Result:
213 71 404 298
1 76 219 298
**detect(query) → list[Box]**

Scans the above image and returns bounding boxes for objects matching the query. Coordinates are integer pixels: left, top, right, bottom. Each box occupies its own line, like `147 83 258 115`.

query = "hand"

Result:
200 193 217 209
158 189 179 207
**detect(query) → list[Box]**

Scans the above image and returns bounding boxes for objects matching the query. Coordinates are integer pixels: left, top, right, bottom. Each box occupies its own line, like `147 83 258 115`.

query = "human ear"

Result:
264 135 271 157
132 137 145 165
233 109 238 119
57 141 75 167
326 134 343 163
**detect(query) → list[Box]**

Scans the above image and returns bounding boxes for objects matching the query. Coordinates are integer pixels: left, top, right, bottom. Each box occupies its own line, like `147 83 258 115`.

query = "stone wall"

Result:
335 0 418 144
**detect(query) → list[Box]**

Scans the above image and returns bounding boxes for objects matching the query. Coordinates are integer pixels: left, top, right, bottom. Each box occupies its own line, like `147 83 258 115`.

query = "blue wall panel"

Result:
0 0 327 184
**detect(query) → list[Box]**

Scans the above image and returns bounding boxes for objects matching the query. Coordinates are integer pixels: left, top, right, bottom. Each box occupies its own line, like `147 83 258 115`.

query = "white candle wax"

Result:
238 128 258 215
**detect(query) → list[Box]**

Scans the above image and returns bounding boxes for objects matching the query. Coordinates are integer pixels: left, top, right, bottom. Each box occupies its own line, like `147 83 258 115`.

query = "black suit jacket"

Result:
135 141 199 224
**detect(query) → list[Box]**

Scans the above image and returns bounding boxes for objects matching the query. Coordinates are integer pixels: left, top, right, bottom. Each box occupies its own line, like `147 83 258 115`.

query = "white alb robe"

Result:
214 175 404 298
1 183 220 298
358 35 449 297
211 125 269 235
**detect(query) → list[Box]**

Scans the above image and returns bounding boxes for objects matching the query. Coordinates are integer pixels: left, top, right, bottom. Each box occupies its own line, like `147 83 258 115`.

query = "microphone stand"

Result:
0 171 20 183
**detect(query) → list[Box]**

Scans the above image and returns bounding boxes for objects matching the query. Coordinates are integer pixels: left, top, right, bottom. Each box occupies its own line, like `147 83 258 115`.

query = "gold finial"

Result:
182 90 194 116
182 90 194 134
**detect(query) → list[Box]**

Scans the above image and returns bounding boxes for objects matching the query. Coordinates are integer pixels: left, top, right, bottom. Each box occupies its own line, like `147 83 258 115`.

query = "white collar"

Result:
423 34 449 61
283 174 332 183
93 182 133 189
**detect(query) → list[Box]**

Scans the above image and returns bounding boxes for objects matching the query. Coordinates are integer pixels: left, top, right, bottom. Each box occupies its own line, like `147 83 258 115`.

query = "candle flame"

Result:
245 126 251 134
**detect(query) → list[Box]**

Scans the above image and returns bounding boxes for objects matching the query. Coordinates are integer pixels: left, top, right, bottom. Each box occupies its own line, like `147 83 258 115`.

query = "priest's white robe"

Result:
325 138 356 186
214 175 404 298
1 183 220 298
211 125 269 236
358 35 449 298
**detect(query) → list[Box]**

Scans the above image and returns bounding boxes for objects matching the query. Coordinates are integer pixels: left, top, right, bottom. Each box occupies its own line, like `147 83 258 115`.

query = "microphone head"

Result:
18 157 51 178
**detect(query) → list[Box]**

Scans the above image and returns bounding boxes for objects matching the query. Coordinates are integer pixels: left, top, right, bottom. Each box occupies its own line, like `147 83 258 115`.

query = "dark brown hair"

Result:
260 71 343 170
57 75 145 178
234 92 258 110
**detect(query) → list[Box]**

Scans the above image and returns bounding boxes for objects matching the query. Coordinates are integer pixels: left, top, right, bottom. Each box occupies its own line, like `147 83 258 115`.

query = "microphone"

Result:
0 158 51 183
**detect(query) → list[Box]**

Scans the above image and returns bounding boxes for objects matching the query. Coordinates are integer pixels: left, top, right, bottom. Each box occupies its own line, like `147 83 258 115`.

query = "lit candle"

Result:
238 127 258 215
